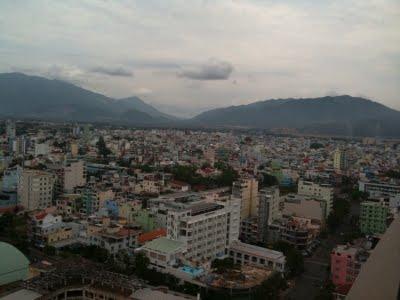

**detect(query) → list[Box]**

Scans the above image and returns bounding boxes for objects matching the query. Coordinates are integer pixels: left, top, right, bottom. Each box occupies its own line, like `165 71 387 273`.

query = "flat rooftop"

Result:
229 240 285 261
142 237 184 254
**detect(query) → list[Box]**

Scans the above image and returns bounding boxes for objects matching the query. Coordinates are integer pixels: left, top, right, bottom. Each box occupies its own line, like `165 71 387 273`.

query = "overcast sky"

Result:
0 0 399 117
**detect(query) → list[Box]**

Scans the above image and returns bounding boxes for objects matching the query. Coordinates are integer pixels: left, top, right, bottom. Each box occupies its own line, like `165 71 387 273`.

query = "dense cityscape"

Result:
1 1 399 299
0 120 399 299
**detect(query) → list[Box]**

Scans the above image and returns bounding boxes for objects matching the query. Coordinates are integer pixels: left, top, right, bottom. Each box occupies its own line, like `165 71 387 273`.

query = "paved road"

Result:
285 240 333 300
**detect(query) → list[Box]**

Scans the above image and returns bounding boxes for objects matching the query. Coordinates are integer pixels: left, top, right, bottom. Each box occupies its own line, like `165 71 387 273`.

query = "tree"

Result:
96 136 111 158
211 258 236 273
252 272 287 300
314 280 335 300
133 252 150 277
261 173 279 187
310 142 324 149
272 241 304 277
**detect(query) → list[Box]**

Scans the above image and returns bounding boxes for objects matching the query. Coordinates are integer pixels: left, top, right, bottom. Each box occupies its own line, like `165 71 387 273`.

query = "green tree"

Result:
133 252 150 277
252 272 287 300
211 258 236 273
272 241 304 277
96 136 111 158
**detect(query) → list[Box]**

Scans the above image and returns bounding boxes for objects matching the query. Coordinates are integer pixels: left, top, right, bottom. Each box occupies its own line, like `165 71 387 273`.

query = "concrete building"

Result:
257 187 281 243
232 178 258 219
360 200 389 235
359 181 400 198
34 143 50 157
282 194 326 223
333 148 348 171
62 160 86 192
330 245 368 288
228 240 285 273
18 169 55 211
2 165 22 192
167 199 240 263
139 237 186 271
268 216 321 250
298 180 334 217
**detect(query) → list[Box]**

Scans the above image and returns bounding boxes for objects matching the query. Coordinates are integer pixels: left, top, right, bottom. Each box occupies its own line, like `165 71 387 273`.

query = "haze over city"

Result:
1 0 399 116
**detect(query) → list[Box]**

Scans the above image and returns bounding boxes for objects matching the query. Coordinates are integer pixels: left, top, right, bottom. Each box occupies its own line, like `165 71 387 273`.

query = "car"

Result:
301 250 310 257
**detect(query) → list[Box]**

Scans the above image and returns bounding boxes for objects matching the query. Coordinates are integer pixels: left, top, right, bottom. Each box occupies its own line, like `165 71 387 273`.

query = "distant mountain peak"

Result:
191 95 400 137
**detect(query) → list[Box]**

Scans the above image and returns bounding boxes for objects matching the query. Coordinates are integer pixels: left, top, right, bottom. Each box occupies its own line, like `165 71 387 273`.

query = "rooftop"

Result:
142 237 184 254
229 240 285 261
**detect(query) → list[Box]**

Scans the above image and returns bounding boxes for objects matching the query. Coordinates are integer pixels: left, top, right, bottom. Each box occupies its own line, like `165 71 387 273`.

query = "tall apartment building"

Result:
333 148 348 171
63 160 86 192
360 200 389 235
258 187 281 242
18 169 55 211
232 178 258 219
298 179 334 217
5 119 16 140
167 198 241 263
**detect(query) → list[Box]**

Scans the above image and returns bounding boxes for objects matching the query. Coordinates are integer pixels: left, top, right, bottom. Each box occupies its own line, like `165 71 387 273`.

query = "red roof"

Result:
34 211 48 220
138 228 166 244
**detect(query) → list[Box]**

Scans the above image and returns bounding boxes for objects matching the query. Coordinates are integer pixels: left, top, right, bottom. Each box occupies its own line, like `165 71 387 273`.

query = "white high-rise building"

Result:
18 169 55 211
167 197 241 263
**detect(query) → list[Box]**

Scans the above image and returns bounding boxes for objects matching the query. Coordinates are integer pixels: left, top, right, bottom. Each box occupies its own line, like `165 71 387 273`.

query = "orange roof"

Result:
138 228 166 244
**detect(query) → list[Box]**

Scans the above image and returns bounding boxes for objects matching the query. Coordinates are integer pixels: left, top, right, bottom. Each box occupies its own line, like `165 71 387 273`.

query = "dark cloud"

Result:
91 66 133 77
178 60 233 80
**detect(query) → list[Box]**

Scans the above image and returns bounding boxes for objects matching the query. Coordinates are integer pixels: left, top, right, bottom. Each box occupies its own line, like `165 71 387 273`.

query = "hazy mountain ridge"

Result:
0 72 174 124
192 96 400 137
1 72 399 137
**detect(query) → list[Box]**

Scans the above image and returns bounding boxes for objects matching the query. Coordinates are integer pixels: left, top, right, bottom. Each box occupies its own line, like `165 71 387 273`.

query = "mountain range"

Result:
0 72 399 137
192 96 400 137
0 72 175 124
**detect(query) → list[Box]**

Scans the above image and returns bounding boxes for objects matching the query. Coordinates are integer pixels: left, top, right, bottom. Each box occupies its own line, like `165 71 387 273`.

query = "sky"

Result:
0 0 399 117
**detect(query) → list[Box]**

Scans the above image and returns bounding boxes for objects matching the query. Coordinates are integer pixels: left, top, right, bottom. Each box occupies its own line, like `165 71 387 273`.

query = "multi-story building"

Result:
2 165 22 192
18 169 55 211
232 178 258 219
228 240 285 272
62 160 86 192
281 194 326 224
268 216 321 250
360 200 389 235
257 187 281 243
331 245 369 288
80 187 114 215
333 148 348 171
85 224 139 255
167 198 240 263
34 142 50 157
29 212 73 248
298 180 334 217
359 181 400 199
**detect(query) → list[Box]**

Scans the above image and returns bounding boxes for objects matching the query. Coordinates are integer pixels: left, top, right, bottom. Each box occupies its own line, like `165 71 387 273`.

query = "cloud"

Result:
40 65 87 85
91 66 133 77
178 59 234 80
